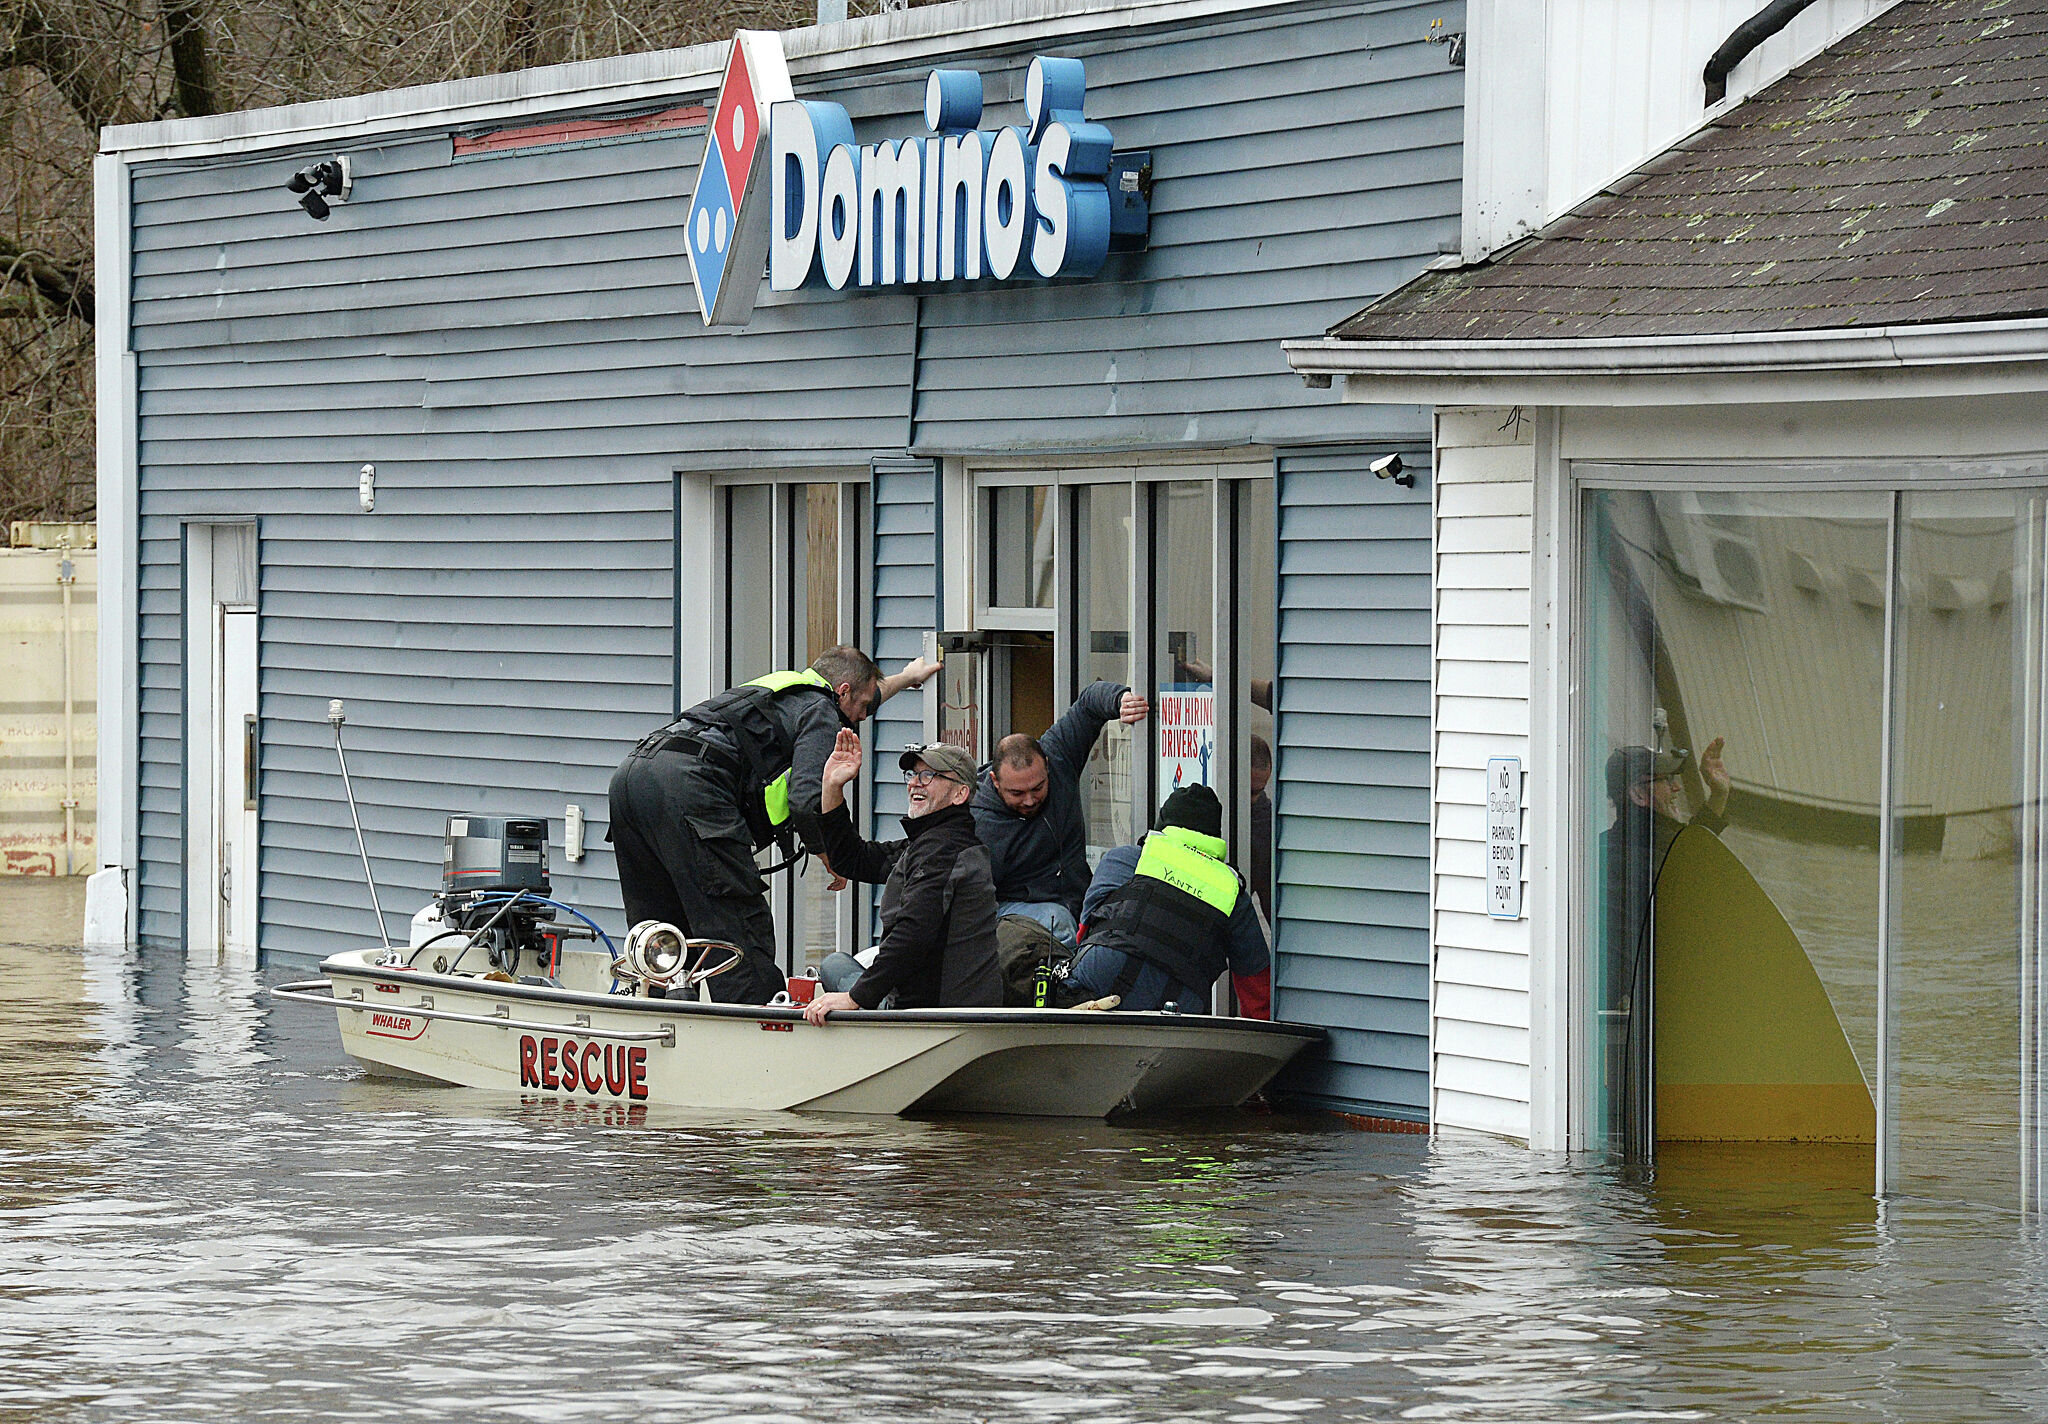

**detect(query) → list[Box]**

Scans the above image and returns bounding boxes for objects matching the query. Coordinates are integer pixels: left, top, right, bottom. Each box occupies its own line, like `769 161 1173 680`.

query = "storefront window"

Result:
989 484 1056 610
1889 490 2044 1203
725 484 773 686
1580 489 1887 1159
1074 483 1135 860
719 479 867 977
1580 479 2048 1205
1234 479 1277 923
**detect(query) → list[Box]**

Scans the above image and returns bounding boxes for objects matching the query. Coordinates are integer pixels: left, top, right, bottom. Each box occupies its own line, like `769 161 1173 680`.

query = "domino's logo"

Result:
687 31 792 326
688 31 1134 328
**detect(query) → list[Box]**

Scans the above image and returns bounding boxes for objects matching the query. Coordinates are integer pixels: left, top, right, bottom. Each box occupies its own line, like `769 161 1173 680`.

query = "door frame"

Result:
183 522 259 964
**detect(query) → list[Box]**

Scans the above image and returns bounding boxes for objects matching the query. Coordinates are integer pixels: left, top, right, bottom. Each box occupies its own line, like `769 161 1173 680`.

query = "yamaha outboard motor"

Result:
443 814 551 896
423 814 575 976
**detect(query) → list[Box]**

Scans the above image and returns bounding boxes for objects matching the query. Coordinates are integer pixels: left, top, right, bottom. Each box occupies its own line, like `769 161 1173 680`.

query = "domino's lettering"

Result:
687 32 1118 326
770 57 1113 296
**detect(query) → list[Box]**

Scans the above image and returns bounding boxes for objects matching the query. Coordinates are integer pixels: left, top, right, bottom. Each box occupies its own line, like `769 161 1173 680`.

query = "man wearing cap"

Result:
1600 735 1731 1108
802 732 1004 1023
1061 784 1271 1017
972 680 1151 949
607 645 939 1005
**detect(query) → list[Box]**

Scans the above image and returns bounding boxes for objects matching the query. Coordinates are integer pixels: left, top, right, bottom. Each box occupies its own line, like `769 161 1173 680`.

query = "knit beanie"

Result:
1157 784 1223 840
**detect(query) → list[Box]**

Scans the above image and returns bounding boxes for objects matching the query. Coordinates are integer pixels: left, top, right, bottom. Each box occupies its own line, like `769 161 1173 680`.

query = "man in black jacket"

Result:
608 645 938 1004
970 679 1149 947
803 734 1004 1022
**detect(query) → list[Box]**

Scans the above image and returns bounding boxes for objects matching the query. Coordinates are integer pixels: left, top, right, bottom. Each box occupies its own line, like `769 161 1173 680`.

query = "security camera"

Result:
286 157 352 221
1371 452 1415 488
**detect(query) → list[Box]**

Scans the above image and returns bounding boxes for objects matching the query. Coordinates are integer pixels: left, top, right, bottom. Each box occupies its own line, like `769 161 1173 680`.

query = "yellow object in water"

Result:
1653 824 1875 1143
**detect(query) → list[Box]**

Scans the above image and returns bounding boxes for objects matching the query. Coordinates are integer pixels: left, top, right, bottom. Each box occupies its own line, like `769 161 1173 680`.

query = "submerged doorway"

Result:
184 522 259 964
945 467 1276 914
1579 480 2047 1208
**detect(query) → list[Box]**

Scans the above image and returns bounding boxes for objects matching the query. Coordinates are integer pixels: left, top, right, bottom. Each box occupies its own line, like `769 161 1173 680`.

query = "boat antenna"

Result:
328 699 390 946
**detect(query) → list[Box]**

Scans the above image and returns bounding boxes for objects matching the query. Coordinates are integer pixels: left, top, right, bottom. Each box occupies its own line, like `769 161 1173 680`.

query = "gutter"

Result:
101 0 1319 162
1281 317 2048 406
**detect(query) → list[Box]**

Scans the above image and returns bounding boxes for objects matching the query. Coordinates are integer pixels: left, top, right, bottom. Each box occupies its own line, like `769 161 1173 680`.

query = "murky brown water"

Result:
3 882 2047 1421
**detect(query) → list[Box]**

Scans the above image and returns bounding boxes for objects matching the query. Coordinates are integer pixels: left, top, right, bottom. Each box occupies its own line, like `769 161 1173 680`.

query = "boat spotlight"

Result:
623 920 688 985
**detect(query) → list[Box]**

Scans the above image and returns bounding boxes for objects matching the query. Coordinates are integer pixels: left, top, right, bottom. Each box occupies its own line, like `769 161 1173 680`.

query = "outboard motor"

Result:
443 814 550 895
418 813 580 977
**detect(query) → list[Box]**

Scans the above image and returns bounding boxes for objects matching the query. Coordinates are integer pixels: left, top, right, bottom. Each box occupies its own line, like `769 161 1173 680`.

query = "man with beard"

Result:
607 646 938 1004
803 733 1004 1022
971 680 1150 948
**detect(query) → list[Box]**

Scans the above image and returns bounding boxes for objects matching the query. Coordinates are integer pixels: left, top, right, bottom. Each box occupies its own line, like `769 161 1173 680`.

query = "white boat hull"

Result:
281 949 1324 1118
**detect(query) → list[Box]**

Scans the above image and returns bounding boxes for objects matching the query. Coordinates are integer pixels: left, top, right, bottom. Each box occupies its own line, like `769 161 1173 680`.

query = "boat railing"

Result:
269 979 677 1046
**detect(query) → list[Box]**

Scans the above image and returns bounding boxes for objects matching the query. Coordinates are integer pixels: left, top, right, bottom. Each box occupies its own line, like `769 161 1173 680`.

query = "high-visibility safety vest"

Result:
1084 826 1243 993
651 667 835 846
744 669 833 827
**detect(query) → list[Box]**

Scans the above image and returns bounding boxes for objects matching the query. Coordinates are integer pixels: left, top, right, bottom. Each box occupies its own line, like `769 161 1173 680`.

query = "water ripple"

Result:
2 940 2046 1420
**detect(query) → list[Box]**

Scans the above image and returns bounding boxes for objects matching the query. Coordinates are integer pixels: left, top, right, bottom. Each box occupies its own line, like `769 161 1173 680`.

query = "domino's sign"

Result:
687 30 1118 327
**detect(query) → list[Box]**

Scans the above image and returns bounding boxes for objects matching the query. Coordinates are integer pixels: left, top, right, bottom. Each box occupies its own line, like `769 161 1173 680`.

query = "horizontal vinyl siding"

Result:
1271 447 1432 1121
1429 411 1538 1141
124 0 1460 956
911 0 1459 452
128 121 912 953
869 458 938 835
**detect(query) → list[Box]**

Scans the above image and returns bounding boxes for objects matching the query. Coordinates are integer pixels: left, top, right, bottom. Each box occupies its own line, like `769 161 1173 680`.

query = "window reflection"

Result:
1582 489 1886 1158
1074 483 1134 861
990 485 1056 609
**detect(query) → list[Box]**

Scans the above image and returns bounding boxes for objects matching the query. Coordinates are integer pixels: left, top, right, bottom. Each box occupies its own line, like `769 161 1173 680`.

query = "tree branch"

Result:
0 241 93 325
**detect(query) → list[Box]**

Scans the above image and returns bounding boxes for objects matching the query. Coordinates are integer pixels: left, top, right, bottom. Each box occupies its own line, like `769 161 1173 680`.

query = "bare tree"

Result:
0 0 904 524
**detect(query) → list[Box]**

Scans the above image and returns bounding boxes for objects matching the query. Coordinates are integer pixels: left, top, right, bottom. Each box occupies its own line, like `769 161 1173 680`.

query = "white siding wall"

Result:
1465 0 1901 260
1431 409 1537 1141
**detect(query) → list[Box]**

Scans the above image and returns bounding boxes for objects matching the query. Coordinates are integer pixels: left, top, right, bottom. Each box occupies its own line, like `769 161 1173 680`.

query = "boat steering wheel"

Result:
678 939 745 990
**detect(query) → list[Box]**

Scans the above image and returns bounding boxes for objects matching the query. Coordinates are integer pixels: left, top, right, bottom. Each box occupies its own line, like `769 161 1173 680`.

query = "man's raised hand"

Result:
823 728 863 793
1119 690 1151 725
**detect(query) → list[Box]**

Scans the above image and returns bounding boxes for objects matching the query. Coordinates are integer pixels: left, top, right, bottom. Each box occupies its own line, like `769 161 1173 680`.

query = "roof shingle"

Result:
1333 0 2048 342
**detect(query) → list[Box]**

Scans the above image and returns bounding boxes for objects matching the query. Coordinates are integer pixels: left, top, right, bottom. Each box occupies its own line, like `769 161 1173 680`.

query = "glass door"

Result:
1073 483 1136 860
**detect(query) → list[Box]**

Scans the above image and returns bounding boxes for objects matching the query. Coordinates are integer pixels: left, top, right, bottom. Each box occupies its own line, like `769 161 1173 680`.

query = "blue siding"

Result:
1272 447 1433 1120
120 0 1454 1009
868 458 939 837
912 0 1458 453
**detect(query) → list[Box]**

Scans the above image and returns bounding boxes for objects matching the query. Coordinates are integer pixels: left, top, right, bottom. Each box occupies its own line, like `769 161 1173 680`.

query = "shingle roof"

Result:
1331 0 2048 342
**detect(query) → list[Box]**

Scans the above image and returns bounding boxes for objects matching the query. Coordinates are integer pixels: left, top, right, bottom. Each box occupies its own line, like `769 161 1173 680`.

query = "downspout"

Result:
58 541 77 876
1703 0 1822 105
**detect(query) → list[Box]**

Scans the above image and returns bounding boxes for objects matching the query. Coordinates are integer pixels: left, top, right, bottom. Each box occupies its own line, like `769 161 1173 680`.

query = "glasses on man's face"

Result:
906 768 959 786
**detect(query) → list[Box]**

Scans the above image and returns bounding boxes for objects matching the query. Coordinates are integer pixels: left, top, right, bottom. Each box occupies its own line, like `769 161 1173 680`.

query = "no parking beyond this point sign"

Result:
1487 756 1522 921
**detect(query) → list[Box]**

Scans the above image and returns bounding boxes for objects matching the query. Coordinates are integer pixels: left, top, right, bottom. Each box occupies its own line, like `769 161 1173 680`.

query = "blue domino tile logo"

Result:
687 137 736 315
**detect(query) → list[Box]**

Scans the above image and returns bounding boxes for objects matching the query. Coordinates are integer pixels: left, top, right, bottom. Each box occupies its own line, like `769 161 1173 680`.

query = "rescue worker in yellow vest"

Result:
607 646 939 1003
1064 784 1272 1017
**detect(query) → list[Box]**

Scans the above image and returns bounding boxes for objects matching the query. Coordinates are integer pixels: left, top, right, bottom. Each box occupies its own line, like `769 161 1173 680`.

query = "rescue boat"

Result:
274 721 1322 1118
271 941 1323 1117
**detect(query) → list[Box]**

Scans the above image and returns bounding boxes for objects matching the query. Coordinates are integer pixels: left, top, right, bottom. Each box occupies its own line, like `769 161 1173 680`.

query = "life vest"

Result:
645 668 835 844
1084 827 1242 994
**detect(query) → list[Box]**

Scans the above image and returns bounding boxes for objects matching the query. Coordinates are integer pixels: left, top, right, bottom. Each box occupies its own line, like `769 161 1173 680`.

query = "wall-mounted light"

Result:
358 464 375 512
286 156 353 220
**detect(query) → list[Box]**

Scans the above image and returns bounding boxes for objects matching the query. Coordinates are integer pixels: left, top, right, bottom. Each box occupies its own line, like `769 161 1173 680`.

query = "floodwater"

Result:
5 887 2048 1421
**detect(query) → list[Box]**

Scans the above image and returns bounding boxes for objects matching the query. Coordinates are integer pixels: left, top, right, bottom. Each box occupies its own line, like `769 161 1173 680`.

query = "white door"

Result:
218 608 259 959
